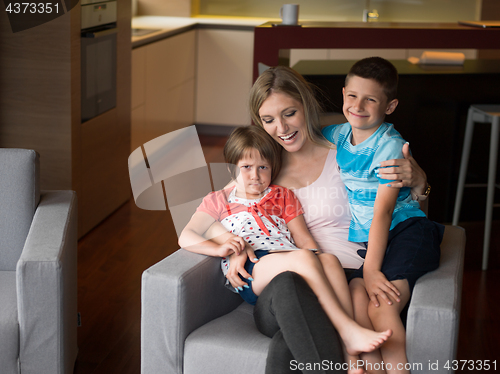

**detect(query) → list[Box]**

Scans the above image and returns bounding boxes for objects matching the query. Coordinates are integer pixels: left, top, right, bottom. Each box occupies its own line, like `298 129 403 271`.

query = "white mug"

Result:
280 4 299 25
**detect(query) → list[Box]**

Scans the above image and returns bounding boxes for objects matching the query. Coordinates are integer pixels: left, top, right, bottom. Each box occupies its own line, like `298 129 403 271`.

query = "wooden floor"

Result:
74 135 499 374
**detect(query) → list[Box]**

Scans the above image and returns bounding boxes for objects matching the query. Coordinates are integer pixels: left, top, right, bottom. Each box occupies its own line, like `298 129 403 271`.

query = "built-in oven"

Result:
81 0 118 123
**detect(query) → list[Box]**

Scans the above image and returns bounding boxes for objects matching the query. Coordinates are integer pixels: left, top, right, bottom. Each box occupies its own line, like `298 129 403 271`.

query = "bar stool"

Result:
453 104 500 270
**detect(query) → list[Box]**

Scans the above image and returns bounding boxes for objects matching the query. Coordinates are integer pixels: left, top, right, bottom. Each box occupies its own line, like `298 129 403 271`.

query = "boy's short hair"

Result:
223 125 282 181
346 57 398 102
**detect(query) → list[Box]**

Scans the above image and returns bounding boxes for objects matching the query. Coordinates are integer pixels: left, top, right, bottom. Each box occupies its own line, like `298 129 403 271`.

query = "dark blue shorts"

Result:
237 250 270 305
349 217 444 293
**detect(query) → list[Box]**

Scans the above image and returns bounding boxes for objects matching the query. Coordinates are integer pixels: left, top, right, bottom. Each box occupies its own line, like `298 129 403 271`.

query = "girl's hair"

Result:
249 66 332 148
223 125 282 181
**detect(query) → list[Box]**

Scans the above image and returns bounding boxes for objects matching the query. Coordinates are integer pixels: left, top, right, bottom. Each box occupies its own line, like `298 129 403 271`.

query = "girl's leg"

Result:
350 278 387 374
251 249 392 356
318 254 366 374
367 279 411 374
317 253 354 318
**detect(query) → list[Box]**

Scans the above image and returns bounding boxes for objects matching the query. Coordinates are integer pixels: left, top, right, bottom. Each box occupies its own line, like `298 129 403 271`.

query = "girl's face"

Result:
233 148 272 200
258 91 307 153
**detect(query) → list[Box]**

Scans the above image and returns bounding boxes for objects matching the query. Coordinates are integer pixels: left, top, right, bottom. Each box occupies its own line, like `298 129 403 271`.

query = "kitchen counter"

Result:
131 16 276 48
253 21 500 79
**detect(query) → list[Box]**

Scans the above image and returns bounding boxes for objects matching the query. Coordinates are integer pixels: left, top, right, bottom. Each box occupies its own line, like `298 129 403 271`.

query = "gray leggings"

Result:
253 271 346 374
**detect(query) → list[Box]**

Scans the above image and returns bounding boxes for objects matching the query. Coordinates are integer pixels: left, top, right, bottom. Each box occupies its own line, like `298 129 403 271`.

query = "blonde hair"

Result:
223 125 282 181
249 66 332 148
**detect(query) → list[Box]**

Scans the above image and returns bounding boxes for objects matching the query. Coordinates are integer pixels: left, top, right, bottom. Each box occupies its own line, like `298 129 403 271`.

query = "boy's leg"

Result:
366 218 442 373
251 250 392 356
349 278 386 374
254 271 346 374
367 279 411 374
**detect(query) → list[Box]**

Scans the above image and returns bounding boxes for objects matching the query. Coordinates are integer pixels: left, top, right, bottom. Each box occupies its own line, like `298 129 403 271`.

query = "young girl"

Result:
178 125 392 368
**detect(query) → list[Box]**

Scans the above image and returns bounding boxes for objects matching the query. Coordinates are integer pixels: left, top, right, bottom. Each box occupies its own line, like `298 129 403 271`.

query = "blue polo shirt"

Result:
322 122 425 242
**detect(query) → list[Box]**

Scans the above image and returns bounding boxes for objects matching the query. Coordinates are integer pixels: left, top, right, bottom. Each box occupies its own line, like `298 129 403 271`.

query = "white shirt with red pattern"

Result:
196 184 303 278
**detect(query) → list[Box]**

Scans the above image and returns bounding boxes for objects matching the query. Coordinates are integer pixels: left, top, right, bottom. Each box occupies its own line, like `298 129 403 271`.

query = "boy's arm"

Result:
378 142 429 211
363 184 401 307
286 215 321 251
178 211 245 257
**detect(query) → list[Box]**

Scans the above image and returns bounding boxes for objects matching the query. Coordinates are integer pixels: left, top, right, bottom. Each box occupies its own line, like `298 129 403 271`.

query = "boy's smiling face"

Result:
343 75 398 144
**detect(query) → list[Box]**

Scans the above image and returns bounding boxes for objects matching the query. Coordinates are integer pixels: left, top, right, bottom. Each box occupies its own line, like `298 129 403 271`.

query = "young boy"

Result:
321 57 444 373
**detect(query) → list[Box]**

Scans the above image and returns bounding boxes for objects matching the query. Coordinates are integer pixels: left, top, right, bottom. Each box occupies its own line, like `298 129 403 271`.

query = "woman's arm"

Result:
204 220 258 290
178 211 245 257
363 184 401 307
286 215 320 250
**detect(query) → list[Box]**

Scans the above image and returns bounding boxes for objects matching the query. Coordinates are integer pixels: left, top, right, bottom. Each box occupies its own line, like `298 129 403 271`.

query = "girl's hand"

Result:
215 236 246 257
363 269 401 307
226 247 259 291
378 143 427 194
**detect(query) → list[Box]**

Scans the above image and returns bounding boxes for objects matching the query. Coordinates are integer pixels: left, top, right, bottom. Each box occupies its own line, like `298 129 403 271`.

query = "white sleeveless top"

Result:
292 149 365 269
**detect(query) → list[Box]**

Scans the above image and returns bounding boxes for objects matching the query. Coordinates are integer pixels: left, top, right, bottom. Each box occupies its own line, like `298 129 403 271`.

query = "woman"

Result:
227 66 429 374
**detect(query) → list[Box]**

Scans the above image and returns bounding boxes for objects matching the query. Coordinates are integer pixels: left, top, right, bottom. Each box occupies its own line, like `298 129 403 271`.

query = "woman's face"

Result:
258 92 307 153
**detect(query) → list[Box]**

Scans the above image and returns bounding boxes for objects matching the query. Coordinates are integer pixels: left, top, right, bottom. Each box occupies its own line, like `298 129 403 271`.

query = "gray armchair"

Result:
0 149 78 374
142 225 465 374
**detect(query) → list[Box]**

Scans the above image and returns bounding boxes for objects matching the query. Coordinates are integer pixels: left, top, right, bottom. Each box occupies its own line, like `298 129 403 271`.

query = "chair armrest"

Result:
141 248 242 374
16 190 78 374
406 225 465 373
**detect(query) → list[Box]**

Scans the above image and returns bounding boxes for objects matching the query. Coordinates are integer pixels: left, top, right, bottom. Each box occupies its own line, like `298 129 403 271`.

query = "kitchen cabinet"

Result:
195 28 254 128
0 1 132 237
131 30 195 151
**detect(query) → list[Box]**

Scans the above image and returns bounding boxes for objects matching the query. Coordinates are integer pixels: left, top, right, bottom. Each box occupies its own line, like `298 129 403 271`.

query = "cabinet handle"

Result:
82 27 118 38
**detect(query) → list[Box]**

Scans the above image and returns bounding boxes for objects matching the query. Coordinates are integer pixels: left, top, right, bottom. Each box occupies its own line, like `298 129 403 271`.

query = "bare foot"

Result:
341 324 392 356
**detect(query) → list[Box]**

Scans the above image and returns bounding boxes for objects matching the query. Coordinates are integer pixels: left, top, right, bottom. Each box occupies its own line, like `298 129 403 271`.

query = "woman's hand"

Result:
363 269 401 307
226 247 259 291
215 236 246 257
378 142 428 195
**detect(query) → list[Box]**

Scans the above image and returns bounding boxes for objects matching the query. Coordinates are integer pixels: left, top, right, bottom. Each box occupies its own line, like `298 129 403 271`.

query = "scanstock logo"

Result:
128 126 235 240
3 0 79 33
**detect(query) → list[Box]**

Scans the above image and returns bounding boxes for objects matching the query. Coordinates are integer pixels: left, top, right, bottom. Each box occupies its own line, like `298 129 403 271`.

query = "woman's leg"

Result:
251 249 392 356
254 271 346 374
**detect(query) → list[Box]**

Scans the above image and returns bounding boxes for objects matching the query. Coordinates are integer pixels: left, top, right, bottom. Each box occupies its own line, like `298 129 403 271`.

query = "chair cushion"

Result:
0 149 40 271
184 302 270 374
0 271 20 374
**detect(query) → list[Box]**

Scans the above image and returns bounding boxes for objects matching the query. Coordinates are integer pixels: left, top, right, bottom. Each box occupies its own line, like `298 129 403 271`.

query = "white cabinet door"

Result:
131 30 196 150
145 30 196 94
132 46 146 110
196 28 254 127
